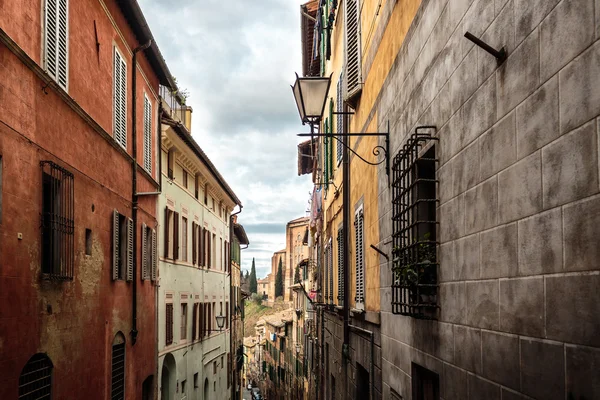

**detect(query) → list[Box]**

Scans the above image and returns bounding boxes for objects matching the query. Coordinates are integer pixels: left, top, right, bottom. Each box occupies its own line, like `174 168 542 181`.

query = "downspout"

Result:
230 205 243 400
131 39 152 345
348 324 374 400
342 105 350 359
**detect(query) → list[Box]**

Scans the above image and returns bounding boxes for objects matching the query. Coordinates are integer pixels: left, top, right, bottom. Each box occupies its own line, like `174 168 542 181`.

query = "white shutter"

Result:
344 0 361 99
143 95 152 172
113 47 127 148
354 207 364 310
112 210 119 280
141 223 148 280
337 226 344 306
151 229 157 281
126 218 133 281
44 0 68 89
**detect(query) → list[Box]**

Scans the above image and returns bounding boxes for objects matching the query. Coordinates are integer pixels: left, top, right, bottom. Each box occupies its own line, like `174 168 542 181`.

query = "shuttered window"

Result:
143 95 152 173
19 354 53 400
111 333 126 400
113 47 127 148
328 239 333 304
141 224 157 281
165 303 174 346
181 302 188 340
344 0 361 99
337 226 344 306
323 241 329 303
43 0 68 90
354 207 365 310
192 302 198 340
112 210 133 281
336 72 343 164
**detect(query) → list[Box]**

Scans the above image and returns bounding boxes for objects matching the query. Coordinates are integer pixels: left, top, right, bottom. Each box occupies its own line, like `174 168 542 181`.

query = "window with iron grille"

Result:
19 353 53 400
41 161 74 280
141 223 156 281
354 206 365 310
112 210 133 281
336 72 343 165
43 0 68 90
143 95 152 173
165 302 174 346
113 46 127 148
344 0 361 101
337 225 344 306
111 333 126 400
391 129 439 319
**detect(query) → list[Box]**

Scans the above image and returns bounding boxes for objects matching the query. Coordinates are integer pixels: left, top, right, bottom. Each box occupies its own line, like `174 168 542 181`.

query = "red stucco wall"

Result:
0 0 162 398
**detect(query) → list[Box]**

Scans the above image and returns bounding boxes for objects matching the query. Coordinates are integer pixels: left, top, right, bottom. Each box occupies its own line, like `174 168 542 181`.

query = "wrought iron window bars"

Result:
391 126 439 319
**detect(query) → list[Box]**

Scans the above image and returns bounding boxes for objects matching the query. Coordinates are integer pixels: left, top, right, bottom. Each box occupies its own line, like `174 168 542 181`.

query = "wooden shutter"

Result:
207 232 211 269
143 95 152 172
344 0 361 99
329 240 333 303
141 223 148 280
354 208 365 309
336 72 343 164
166 303 173 345
200 302 205 338
192 303 197 340
112 210 120 280
323 242 329 303
192 222 197 265
151 229 157 281
126 218 133 281
337 226 344 306
164 207 170 258
44 0 68 89
113 47 127 148
173 212 179 260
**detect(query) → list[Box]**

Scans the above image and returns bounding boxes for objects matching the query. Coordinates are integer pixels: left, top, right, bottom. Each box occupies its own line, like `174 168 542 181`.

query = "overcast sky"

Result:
138 0 312 279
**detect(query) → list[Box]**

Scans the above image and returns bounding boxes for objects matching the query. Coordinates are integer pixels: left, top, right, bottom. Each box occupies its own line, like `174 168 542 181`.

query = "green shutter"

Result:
329 99 334 177
324 119 329 185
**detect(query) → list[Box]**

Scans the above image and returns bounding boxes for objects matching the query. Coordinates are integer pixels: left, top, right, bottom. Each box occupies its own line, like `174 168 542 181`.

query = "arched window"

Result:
19 353 53 399
111 332 126 400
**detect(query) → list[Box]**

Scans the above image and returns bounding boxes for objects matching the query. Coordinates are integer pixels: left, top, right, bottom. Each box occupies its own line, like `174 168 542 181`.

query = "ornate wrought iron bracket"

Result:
298 120 390 176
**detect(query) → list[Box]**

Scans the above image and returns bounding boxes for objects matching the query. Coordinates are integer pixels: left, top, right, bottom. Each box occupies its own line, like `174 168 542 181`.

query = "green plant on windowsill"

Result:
393 232 437 288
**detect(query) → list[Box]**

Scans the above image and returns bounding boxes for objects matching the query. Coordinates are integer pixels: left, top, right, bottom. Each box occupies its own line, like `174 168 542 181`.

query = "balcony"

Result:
160 85 188 127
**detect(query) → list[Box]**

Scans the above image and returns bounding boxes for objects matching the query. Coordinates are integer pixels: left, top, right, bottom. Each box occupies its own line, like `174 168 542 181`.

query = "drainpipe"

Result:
230 205 243 400
348 324 374 400
131 39 152 345
342 105 350 358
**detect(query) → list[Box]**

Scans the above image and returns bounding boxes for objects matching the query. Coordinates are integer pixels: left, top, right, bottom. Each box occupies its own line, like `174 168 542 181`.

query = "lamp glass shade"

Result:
292 74 331 123
216 314 226 329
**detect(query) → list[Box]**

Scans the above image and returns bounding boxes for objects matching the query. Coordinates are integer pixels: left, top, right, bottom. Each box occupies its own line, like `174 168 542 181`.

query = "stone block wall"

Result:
377 0 600 399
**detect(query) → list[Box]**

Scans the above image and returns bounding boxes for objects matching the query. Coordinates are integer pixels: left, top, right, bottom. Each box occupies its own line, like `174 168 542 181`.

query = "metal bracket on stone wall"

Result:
464 31 507 65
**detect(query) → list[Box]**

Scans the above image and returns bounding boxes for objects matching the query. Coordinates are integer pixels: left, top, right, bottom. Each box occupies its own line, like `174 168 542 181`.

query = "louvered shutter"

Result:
192 303 197 340
151 229 157 281
166 303 173 345
164 207 170 258
192 222 197 265
344 0 361 99
354 208 364 309
141 223 148 280
337 227 344 306
143 96 152 173
329 99 334 176
44 0 68 89
201 228 206 267
126 218 133 281
329 241 333 303
324 242 329 303
112 210 119 280
207 232 211 269
173 212 179 260
113 47 127 148
336 72 343 164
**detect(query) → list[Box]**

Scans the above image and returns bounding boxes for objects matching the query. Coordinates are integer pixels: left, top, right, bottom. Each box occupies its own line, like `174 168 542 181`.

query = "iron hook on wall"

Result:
464 31 507 65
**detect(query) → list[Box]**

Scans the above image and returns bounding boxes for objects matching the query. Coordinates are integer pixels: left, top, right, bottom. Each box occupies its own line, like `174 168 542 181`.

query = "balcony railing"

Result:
160 85 187 126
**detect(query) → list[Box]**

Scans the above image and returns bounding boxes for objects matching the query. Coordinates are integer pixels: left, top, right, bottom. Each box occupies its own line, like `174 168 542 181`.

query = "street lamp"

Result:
295 343 301 354
216 314 226 331
291 73 332 126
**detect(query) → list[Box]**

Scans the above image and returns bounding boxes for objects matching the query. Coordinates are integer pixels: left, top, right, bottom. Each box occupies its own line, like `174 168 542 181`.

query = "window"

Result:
85 229 92 256
204 184 208 205
0 155 3 225
43 0 68 89
354 206 365 310
213 361 217 374
344 0 362 101
225 301 229 329
194 373 199 389
181 302 188 340
336 72 343 164
194 175 199 199
412 363 439 400
356 363 369 400
165 302 174 346
192 302 199 340
328 238 333 304
220 238 223 270
111 332 126 400
337 225 344 306
41 161 74 280
181 380 186 399
141 224 157 281
167 149 175 179
181 217 188 262
19 353 53 399
183 169 188 189
143 95 152 173
163 208 179 260
112 210 133 281
392 130 438 318
113 46 127 148
212 233 216 268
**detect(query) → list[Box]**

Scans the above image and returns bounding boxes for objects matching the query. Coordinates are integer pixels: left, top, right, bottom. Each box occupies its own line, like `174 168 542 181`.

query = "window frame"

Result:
113 45 127 149
354 205 365 311
143 93 152 173
43 0 69 90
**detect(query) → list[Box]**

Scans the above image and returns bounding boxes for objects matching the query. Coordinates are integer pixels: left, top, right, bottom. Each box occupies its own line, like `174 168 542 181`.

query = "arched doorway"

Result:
203 377 210 400
19 353 53 400
160 353 176 400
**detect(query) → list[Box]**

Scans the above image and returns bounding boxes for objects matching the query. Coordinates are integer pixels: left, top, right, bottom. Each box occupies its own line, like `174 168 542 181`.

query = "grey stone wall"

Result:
377 0 600 399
